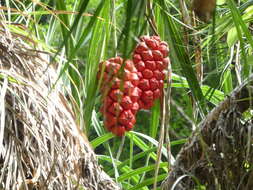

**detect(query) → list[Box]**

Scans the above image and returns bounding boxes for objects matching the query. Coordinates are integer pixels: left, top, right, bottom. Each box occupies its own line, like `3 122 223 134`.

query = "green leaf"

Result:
227 27 238 48
156 0 208 115
128 174 167 190
217 0 226 5
90 133 114 148
227 0 253 78
117 162 168 182
97 155 141 184
150 100 160 139
84 0 111 132
222 69 233 95
107 138 186 176
247 55 253 65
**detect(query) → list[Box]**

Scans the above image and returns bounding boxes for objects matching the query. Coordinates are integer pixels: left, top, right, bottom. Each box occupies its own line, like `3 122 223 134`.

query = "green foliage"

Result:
4 0 253 189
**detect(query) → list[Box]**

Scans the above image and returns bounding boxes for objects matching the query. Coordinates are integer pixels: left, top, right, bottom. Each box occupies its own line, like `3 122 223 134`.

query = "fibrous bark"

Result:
0 21 120 190
162 75 253 190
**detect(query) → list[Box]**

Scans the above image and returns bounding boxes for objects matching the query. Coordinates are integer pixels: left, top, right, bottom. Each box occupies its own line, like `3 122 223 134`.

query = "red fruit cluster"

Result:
98 57 141 136
133 36 169 109
98 36 170 136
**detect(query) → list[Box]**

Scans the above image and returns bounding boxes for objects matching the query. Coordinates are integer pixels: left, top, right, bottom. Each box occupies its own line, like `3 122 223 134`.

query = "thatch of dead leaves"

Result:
162 77 253 190
0 22 120 190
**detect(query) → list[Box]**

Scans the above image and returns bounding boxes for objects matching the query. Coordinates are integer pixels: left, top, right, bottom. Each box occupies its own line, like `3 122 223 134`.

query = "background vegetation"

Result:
2 0 253 189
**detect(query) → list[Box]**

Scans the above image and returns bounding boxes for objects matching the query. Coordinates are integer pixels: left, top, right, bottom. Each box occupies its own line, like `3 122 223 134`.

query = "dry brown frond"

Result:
162 76 253 190
0 20 120 190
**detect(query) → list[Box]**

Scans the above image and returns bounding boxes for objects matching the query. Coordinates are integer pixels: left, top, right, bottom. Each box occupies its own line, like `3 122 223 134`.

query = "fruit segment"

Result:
133 36 169 109
98 57 140 136
98 36 170 136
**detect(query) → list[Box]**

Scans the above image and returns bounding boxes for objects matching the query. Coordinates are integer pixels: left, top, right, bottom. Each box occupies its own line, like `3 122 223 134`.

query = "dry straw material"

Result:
0 21 119 190
162 75 253 190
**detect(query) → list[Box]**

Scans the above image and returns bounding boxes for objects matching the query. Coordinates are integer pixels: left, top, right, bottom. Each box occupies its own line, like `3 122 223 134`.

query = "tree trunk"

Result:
162 75 253 190
0 28 120 190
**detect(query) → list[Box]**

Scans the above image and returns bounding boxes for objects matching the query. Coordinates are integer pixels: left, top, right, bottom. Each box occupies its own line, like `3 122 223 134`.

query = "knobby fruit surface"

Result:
98 57 141 136
133 35 170 109
97 36 170 136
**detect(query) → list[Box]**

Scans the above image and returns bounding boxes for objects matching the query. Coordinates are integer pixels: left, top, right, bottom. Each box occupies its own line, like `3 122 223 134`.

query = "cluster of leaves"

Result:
3 0 253 189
